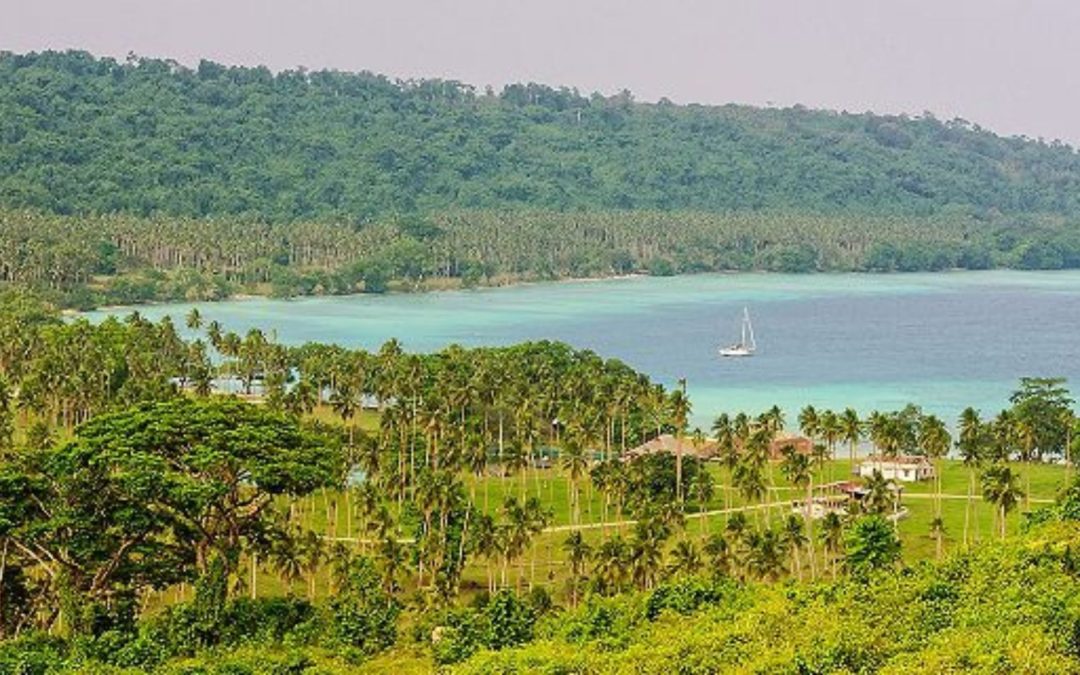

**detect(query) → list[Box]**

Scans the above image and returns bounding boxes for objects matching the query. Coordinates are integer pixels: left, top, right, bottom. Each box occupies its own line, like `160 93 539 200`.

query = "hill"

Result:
2 50 1080 306
4 50 1080 221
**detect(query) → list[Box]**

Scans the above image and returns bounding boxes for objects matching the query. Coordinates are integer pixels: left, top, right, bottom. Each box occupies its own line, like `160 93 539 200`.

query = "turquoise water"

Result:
86 271 1080 428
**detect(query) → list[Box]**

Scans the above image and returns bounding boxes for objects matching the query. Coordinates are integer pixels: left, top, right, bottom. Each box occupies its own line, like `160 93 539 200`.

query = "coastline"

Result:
67 266 1080 314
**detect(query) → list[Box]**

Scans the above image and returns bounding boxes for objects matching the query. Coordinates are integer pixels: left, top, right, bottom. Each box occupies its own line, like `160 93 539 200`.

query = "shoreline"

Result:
74 267 1080 314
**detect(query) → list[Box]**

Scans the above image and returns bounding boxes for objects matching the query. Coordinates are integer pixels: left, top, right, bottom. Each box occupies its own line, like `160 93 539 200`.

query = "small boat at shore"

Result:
719 307 756 357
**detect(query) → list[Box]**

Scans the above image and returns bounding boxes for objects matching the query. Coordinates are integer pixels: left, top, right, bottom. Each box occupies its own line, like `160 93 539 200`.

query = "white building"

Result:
857 455 935 483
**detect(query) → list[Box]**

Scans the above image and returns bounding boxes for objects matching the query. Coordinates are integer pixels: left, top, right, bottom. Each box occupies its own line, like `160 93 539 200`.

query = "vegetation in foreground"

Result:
4 50 1080 307
0 291 1078 673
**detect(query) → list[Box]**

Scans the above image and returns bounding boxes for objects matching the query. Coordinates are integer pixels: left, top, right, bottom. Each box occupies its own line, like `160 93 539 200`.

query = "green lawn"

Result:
211 457 1068 607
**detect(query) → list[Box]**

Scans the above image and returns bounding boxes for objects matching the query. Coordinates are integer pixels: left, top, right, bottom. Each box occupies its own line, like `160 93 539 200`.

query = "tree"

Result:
667 540 703 578
957 407 985 546
981 464 1024 540
844 516 901 575
780 445 816 578
560 439 589 527
918 414 950 550
688 469 715 535
669 384 691 506
562 531 591 607
703 533 733 578
744 528 787 582
329 553 401 656
1010 377 1073 510
840 408 862 470
779 515 808 581
819 511 844 579
25 397 340 607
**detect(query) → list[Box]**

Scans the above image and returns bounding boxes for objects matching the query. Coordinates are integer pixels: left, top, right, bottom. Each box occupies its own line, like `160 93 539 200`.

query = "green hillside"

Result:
3 50 1080 221
3 50 1080 306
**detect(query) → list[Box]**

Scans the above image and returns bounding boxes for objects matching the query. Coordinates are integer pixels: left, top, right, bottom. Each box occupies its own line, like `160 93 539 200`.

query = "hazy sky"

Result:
5 0 1080 144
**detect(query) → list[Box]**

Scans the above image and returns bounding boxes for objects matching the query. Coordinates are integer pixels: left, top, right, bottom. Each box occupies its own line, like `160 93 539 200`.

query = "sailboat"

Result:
719 307 756 357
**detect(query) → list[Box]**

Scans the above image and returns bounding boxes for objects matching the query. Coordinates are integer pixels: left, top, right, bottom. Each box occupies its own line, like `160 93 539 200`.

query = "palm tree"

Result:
733 459 766 526
919 414 951 549
840 408 862 473
798 405 820 442
667 539 703 578
744 528 788 581
689 469 715 535
819 511 844 579
185 307 203 331
703 533 733 578
669 383 691 506
593 535 629 595
981 464 1024 540
271 534 304 595
862 470 898 522
780 515 808 580
630 524 665 590
929 517 946 560
957 407 984 546
561 434 589 527
562 531 592 607
780 446 816 578
712 413 738 513
819 409 842 482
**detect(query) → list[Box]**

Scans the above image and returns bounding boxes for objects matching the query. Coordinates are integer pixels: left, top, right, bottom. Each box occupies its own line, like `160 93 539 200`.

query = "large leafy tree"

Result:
4 397 340 624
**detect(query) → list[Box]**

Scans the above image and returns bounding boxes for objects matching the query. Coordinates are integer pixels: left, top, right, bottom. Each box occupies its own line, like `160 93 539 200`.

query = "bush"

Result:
328 556 399 656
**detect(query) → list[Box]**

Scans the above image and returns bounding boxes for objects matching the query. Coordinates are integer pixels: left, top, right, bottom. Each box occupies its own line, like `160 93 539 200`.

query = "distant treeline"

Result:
3 208 1080 307
3 50 1080 306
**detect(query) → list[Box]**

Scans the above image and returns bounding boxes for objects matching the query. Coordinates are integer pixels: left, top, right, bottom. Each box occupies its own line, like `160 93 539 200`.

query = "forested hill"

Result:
4 49 1080 222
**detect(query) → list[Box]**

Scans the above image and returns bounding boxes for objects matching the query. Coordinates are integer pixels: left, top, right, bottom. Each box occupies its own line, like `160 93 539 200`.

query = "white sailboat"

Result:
719 307 756 357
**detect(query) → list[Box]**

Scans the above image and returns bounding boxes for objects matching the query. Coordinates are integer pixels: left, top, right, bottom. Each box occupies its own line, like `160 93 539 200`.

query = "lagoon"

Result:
86 271 1080 428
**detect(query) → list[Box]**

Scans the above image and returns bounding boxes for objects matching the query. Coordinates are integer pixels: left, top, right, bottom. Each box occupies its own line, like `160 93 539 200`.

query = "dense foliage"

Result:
5 50 1080 220
453 521 1080 674
4 50 1080 307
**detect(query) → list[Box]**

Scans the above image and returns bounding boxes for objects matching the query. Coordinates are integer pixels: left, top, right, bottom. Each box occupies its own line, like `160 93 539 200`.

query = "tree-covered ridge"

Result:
4 50 1080 222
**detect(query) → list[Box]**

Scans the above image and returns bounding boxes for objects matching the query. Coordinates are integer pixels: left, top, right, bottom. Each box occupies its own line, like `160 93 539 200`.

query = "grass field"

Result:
170 455 1068 611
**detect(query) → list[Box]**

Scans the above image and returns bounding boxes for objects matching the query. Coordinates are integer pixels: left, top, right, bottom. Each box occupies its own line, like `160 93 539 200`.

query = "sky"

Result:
4 0 1080 144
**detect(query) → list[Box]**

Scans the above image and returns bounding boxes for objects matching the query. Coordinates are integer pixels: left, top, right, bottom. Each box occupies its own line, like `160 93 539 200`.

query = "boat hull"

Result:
718 346 754 357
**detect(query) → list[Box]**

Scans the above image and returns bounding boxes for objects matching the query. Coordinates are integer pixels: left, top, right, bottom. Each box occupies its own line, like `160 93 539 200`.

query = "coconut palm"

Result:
840 407 862 472
981 464 1024 540
630 524 665 590
667 539 703 578
561 438 589 527
185 307 203 331
562 530 592 607
780 515 808 580
957 407 984 546
798 405 820 442
919 414 951 544
712 413 739 512
669 383 691 505
862 469 896 517
703 533 734 578
780 446 816 578
819 511 845 579
929 517 946 560
593 535 630 595
744 528 788 581
689 469 715 535
819 409 842 481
